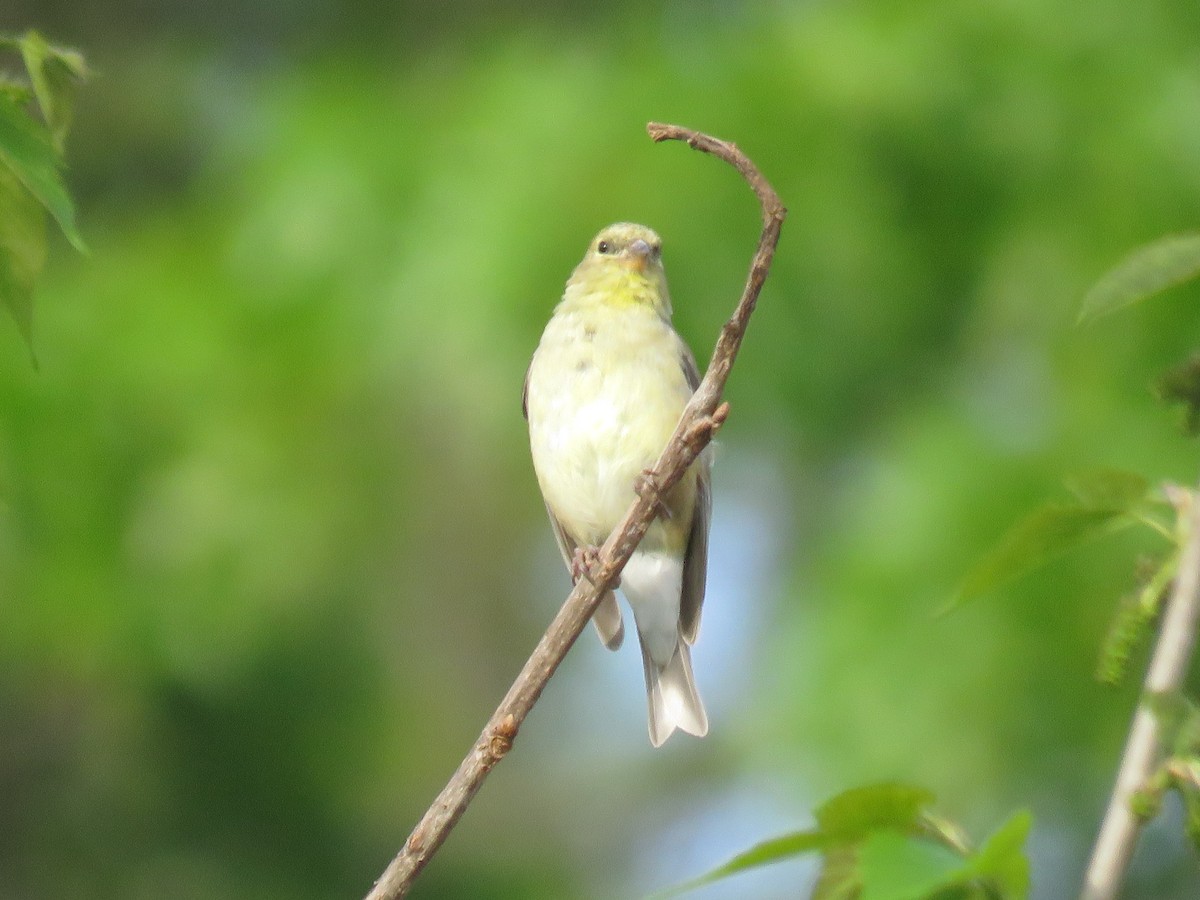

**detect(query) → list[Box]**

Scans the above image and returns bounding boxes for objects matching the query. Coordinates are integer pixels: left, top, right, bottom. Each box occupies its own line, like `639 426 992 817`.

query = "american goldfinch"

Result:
523 222 711 747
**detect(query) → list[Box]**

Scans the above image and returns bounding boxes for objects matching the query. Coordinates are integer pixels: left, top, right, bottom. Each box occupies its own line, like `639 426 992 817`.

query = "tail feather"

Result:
640 636 708 747
591 591 624 650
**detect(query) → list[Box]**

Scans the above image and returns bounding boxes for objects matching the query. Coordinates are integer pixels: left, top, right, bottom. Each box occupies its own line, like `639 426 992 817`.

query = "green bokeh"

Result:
3 1 1200 897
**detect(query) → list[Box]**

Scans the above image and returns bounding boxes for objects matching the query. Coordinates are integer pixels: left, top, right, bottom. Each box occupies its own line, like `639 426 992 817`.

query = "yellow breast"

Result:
526 302 695 549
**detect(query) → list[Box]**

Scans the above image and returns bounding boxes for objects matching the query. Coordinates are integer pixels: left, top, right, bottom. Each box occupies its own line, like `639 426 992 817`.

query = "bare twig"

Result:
364 124 786 900
1081 487 1200 900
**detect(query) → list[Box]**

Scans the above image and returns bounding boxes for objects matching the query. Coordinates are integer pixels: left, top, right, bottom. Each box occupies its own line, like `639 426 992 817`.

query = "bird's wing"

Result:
680 342 702 394
544 502 577 569
678 340 709 644
544 502 625 650
680 463 710 644
525 351 574 567
521 363 530 420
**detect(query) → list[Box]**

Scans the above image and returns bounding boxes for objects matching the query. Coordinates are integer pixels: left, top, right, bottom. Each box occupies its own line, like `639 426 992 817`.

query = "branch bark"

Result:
1081 487 1200 900
363 124 785 900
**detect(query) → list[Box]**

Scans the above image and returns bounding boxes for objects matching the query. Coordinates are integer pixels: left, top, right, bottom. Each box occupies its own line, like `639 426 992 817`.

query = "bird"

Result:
523 222 711 747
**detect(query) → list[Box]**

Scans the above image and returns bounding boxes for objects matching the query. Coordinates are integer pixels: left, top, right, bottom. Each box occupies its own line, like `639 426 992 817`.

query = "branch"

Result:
1081 486 1200 900
364 124 786 900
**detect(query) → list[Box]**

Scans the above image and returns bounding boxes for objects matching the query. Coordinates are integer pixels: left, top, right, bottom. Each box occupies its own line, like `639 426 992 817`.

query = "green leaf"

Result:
948 504 1134 610
960 810 1032 899
916 811 973 857
655 784 937 897
856 810 1031 900
1079 232 1200 324
858 831 964 900
814 844 862 900
17 30 88 152
651 829 831 897
953 471 1160 612
810 787 961 900
817 784 937 840
0 161 46 360
0 75 33 106
0 90 85 252
1062 469 1150 512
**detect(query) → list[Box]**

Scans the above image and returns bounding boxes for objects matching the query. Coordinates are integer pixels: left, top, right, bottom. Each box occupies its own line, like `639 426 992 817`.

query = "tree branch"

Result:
363 124 786 900
1081 486 1200 900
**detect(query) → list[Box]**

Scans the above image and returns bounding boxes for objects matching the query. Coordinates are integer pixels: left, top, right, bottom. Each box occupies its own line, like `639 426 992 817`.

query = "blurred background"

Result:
3 1 1200 897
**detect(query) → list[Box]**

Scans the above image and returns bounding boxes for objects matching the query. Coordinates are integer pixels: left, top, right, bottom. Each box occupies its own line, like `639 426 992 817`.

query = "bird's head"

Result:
585 222 664 274
565 222 672 316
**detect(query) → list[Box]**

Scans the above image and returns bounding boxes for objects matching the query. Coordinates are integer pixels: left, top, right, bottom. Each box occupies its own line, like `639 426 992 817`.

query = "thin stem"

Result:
364 125 785 900
1131 511 1173 543
1081 489 1200 900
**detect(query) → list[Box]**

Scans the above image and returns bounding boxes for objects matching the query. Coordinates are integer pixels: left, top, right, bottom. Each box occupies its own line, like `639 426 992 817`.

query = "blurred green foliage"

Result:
3 1 1200 898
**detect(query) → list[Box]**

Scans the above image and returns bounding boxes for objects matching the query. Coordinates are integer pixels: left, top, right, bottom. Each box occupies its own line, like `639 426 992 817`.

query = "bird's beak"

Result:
625 239 652 272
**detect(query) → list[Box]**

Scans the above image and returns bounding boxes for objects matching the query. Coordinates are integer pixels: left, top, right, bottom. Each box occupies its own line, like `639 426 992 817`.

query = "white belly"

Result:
526 307 691 546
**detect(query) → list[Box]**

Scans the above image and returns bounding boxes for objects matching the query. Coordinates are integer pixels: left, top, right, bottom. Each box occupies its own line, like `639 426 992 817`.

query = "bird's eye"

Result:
597 240 611 254
651 244 662 258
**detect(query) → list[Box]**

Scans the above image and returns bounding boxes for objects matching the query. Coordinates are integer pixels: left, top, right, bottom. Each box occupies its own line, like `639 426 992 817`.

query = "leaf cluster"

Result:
950 461 1182 688
661 784 1030 900
0 30 87 360
952 236 1200 684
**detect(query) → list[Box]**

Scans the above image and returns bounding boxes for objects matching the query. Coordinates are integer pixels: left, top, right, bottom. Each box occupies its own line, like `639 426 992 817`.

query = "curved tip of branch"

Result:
646 121 672 142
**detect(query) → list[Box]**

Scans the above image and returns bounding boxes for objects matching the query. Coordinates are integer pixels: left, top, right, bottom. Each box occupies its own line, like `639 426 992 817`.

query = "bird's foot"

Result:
571 546 613 587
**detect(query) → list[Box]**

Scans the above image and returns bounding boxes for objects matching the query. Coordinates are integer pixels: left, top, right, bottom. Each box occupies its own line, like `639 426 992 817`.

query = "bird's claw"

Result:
571 546 613 587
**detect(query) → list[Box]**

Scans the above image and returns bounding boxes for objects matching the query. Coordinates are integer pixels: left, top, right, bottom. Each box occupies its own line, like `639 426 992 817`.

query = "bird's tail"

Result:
591 590 624 650
639 634 708 748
